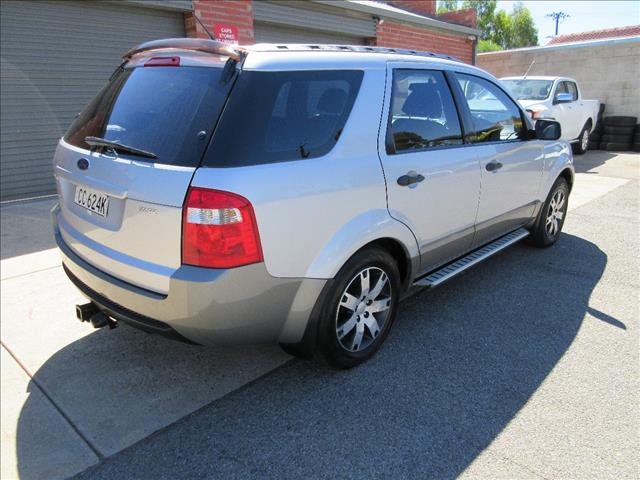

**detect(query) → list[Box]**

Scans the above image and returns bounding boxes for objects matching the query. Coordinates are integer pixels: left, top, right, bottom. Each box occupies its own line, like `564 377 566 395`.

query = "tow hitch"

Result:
76 303 118 329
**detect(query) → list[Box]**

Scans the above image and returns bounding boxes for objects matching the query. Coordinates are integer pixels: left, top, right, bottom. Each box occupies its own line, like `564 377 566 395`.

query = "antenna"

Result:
523 59 535 79
193 13 215 40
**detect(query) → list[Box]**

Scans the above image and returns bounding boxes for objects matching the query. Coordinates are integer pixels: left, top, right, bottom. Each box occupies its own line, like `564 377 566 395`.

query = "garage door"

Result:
254 23 366 45
252 1 374 46
0 1 187 201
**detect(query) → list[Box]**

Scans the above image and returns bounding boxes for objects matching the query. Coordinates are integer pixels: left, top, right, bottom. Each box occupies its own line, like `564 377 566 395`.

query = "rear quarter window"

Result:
202 70 364 167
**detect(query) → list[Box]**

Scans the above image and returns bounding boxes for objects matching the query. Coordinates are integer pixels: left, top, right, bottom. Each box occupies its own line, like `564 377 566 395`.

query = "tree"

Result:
477 40 502 53
462 0 497 37
436 0 459 15
510 2 538 48
492 9 511 49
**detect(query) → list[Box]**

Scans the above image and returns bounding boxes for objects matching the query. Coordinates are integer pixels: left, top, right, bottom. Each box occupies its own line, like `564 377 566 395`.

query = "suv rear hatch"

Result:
54 52 236 294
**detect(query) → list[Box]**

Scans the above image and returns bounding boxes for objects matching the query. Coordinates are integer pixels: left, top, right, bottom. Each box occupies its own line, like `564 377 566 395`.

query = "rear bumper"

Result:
53 205 326 345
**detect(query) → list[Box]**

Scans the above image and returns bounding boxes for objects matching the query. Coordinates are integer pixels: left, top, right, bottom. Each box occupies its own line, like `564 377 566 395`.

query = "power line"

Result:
545 11 571 36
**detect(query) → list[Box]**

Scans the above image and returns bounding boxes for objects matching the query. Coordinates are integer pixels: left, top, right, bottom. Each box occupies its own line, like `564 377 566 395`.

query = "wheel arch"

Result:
584 117 593 131
353 237 413 290
559 167 575 191
280 231 418 359
304 209 420 282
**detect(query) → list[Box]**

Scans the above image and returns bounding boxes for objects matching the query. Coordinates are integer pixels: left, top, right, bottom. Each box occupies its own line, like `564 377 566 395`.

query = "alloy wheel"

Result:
581 129 589 151
335 267 392 352
545 189 565 237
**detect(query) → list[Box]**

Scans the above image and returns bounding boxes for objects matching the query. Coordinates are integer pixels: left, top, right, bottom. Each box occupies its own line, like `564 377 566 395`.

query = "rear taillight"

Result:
182 187 263 268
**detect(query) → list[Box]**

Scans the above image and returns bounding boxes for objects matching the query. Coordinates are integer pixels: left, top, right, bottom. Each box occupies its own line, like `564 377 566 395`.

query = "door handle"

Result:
485 160 503 172
397 171 425 187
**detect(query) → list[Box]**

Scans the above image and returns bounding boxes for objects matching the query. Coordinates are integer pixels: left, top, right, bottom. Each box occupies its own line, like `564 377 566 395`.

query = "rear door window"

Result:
64 66 233 167
387 69 463 153
202 70 363 167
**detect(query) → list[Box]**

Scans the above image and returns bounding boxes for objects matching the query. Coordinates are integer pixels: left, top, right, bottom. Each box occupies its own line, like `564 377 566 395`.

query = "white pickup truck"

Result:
500 76 600 154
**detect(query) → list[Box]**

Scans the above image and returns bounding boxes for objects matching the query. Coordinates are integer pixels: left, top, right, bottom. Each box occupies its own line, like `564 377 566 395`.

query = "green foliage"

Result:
462 0 497 35
437 0 538 49
436 0 460 15
509 2 538 48
492 9 511 48
477 40 503 53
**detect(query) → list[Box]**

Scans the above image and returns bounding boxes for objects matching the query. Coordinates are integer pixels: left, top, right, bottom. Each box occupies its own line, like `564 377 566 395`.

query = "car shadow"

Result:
574 150 619 174
17 233 606 479
0 197 58 259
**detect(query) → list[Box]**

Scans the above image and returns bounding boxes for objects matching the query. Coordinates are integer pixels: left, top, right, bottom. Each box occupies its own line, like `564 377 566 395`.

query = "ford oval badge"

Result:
77 158 89 170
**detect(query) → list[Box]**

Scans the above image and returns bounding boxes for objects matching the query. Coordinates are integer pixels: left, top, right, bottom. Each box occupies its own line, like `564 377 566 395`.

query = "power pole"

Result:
546 12 570 36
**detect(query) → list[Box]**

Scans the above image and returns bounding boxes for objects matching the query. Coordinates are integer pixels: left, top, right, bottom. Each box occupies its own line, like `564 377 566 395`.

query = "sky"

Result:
495 1 640 44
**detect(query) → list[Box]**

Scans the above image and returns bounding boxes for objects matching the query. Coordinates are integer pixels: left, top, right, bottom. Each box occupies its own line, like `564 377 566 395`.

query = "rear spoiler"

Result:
123 38 245 62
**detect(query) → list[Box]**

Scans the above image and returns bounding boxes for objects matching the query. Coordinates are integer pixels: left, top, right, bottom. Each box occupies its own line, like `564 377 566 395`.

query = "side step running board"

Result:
413 228 530 288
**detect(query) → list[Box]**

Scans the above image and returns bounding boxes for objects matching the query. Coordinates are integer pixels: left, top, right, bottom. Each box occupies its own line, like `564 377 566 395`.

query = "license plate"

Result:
74 185 110 217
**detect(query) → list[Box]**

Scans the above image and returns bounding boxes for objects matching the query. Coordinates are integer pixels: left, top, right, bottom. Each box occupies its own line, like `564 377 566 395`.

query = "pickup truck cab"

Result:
500 76 599 154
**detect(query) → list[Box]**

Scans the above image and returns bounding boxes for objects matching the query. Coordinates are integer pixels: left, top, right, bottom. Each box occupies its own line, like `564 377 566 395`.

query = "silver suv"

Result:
53 39 573 367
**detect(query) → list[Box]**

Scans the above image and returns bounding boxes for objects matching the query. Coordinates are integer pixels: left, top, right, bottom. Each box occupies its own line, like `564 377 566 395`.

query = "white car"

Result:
501 76 600 154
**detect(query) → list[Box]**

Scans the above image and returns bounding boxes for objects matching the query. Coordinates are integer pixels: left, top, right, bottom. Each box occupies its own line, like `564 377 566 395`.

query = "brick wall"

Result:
375 21 474 64
437 8 477 28
477 40 640 116
387 1 437 17
186 0 254 44
184 0 474 64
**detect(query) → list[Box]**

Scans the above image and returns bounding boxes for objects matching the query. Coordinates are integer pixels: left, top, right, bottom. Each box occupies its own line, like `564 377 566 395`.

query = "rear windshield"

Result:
203 70 364 167
64 66 233 167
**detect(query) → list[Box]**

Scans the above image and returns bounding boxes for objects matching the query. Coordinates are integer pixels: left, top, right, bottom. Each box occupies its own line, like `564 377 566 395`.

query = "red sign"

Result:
214 24 239 45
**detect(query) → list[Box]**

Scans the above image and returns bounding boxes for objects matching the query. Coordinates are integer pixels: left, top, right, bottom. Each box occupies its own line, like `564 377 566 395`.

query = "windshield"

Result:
64 65 234 167
501 79 553 101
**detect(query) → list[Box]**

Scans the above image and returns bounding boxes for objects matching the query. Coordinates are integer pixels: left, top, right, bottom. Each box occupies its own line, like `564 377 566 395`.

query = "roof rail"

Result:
123 38 244 62
248 43 461 62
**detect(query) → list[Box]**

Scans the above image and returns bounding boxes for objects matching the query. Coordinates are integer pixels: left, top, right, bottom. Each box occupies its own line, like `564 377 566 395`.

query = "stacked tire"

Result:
587 103 605 150
600 116 637 152
633 124 640 153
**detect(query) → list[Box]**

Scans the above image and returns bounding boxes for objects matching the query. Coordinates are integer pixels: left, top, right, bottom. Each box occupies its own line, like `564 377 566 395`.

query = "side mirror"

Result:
535 119 562 140
553 92 573 104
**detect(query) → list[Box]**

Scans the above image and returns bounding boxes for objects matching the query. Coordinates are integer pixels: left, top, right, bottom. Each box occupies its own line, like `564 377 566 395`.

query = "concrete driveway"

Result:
1 151 638 479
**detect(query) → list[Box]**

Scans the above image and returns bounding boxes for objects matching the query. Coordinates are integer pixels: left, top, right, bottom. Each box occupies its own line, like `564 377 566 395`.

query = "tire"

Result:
632 143 640 153
527 177 569 248
603 125 635 135
587 141 600 151
603 116 637 127
601 142 632 152
317 246 400 368
601 133 633 144
572 125 590 154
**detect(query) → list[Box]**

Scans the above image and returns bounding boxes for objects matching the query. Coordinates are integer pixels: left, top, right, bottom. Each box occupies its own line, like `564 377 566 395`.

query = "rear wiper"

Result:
85 136 157 160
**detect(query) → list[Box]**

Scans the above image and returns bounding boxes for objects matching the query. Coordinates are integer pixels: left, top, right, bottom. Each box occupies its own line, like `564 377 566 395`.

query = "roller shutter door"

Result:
252 1 374 46
0 1 187 201
254 23 366 45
